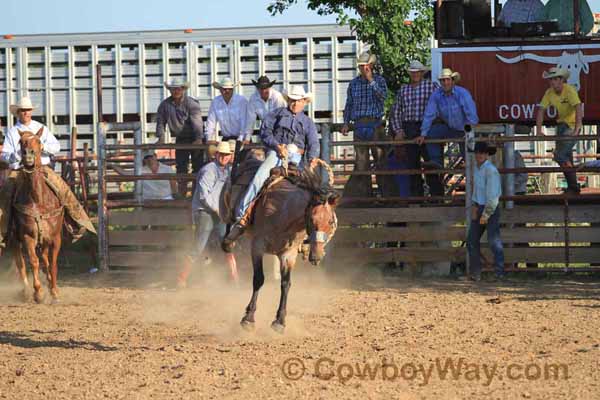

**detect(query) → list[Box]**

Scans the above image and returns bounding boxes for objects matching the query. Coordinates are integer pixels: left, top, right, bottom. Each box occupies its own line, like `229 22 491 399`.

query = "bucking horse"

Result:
12 128 65 303
223 155 339 333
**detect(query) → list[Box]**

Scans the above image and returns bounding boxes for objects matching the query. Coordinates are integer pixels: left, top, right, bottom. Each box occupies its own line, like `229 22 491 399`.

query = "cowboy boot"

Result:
221 200 257 253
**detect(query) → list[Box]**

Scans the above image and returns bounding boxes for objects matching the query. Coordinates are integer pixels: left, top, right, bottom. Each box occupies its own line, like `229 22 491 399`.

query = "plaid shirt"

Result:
389 79 438 133
498 0 544 27
343 75 387 124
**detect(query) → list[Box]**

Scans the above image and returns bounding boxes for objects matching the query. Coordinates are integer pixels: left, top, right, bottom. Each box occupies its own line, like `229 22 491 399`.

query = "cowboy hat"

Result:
142 149 156 159
212 77 239 90
438 68 461 83
9 97 36 115
283 85 313 103
469 142 497 156
252 75 277 89
216 141 233 155
357 52 377 66
542 67 570 80
407 60 430 72
164 78 190 89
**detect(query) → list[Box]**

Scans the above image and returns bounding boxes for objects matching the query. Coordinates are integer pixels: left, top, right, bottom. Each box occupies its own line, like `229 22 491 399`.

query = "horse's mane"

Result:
295 159 335 195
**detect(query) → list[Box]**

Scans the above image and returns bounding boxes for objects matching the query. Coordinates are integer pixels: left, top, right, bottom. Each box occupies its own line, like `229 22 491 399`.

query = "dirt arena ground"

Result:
1 259 599 400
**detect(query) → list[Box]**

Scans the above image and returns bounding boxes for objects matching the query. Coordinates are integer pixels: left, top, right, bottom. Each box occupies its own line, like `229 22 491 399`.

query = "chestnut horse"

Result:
240 160 339 333
13 128 64 303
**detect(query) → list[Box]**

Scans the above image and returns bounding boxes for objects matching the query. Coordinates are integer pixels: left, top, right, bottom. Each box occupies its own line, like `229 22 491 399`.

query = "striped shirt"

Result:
389 79 438 133
343 75 388 124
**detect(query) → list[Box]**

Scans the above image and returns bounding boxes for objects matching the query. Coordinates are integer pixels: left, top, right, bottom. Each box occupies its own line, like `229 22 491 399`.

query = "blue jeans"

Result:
235 150 281 220
192 210 226 260
425 124 465 166
553 123 576 164
467 205 505 277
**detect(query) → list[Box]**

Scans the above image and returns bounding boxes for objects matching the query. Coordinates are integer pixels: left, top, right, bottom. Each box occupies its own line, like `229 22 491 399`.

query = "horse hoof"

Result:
33 292 44 304
271 321 285 334
240 319 255 331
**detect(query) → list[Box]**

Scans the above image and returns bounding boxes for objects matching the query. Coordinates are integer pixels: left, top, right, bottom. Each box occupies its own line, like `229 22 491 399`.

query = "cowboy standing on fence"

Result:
206 77 250 144
222 85 319 252
155 78 205 197
416 68 479 196
389 60 438 196
466 142 505 282
341 52 388 196
177 141 238 287
535 67 583 195
245 75 287 143
0 97 96 251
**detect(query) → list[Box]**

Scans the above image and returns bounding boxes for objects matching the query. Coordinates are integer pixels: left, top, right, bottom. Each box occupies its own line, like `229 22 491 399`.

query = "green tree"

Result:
268 0 433 93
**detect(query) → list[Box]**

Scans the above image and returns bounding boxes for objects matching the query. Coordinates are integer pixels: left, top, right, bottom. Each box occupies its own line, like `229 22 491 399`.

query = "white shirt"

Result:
245 88 287 139
1 120 61 170
205 94 249 141
141 163 174 200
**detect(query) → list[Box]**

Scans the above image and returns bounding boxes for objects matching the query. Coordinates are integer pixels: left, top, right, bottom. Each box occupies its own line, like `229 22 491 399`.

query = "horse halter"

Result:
305 193 338 245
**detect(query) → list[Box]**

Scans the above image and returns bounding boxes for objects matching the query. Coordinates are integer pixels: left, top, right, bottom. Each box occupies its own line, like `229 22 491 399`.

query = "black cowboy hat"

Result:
251 75 277 89
469 142 497 155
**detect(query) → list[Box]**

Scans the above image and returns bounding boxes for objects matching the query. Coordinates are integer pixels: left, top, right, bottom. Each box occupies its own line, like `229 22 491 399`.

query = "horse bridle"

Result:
305 194 338 245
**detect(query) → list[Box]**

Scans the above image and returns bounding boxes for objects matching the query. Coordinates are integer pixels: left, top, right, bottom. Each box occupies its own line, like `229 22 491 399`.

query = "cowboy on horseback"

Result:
221 85 320 252
0 97 96 251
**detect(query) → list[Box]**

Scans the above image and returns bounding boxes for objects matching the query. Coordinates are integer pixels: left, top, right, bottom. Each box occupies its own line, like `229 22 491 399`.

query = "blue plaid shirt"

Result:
421 86 479 136
343 75 387 124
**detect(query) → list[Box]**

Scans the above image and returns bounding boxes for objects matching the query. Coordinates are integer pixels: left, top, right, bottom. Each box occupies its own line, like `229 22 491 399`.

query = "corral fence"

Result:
96 122 600 274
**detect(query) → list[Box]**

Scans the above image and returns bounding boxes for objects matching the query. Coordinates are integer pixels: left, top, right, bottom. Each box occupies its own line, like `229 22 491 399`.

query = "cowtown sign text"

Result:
432 44 600 124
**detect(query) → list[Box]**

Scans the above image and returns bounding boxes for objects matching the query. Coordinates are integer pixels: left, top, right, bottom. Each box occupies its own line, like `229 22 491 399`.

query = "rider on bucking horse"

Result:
0 97 96 251
221 85 320 252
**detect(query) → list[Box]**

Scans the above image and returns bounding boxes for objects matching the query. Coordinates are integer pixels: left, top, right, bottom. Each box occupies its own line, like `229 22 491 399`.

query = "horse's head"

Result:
306 189 340 266
18 127 44 170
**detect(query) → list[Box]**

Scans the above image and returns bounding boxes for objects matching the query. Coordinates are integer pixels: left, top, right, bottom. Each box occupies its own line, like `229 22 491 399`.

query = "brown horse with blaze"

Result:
13 128 64 303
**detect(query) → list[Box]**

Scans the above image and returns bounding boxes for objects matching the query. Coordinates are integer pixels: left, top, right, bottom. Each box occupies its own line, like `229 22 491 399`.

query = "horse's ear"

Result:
36 127 44 137
327 191 341 207
17 130 24 138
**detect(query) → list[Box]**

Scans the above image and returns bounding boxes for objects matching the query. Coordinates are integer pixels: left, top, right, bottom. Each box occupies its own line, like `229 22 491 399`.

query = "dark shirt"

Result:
155 96 204 141
260 107 320 161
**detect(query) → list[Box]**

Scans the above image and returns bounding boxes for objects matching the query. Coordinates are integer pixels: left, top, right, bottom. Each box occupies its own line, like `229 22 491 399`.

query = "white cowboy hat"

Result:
9 97 36 115
212 77 239 90
357 52 377 66
164 78 190 89
542 67 570 80
438 68 461 83
142 149 156 159
407 60 430 72
283 85 313 103
216 141 233 155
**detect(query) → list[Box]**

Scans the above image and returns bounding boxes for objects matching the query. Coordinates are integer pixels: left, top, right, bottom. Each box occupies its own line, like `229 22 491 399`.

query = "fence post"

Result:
464 125 475 274
320 123 331 164
96 122 109 272
503 124 515 210
134 127 143 203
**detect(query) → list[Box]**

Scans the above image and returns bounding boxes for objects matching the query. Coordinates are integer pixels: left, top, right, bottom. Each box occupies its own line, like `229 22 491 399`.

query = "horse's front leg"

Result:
49 235 62 302
23 237 43 303
14 245 30 301
241 240 264 330
272 249 297 334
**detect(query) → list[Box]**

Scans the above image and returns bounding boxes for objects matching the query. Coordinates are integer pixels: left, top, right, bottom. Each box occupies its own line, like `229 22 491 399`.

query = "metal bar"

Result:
320 123 331 164
105 174 195 182
134 127 143 203
329 135 600 147
574 0 581 37
96 63 103 122
504 124 515 209
465 125 475 276
96 122 108 272
333 166 600 176
564 197 570 270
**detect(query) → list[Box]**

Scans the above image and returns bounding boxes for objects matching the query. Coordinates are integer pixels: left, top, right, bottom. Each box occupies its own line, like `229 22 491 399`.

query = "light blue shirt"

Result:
421 86 479 136
473 159 502 218
192 161 231 215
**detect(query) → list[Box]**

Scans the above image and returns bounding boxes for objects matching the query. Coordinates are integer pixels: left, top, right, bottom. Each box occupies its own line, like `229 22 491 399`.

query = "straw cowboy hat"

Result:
283 85 313 103
542 67 570 80
252 75 277 89
164 78 190 89
142 149 156 159
357 52 377 66
9 97 36 115
216 141 233 155
212 77 239 90
407 60 430 72
438 68 461 83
